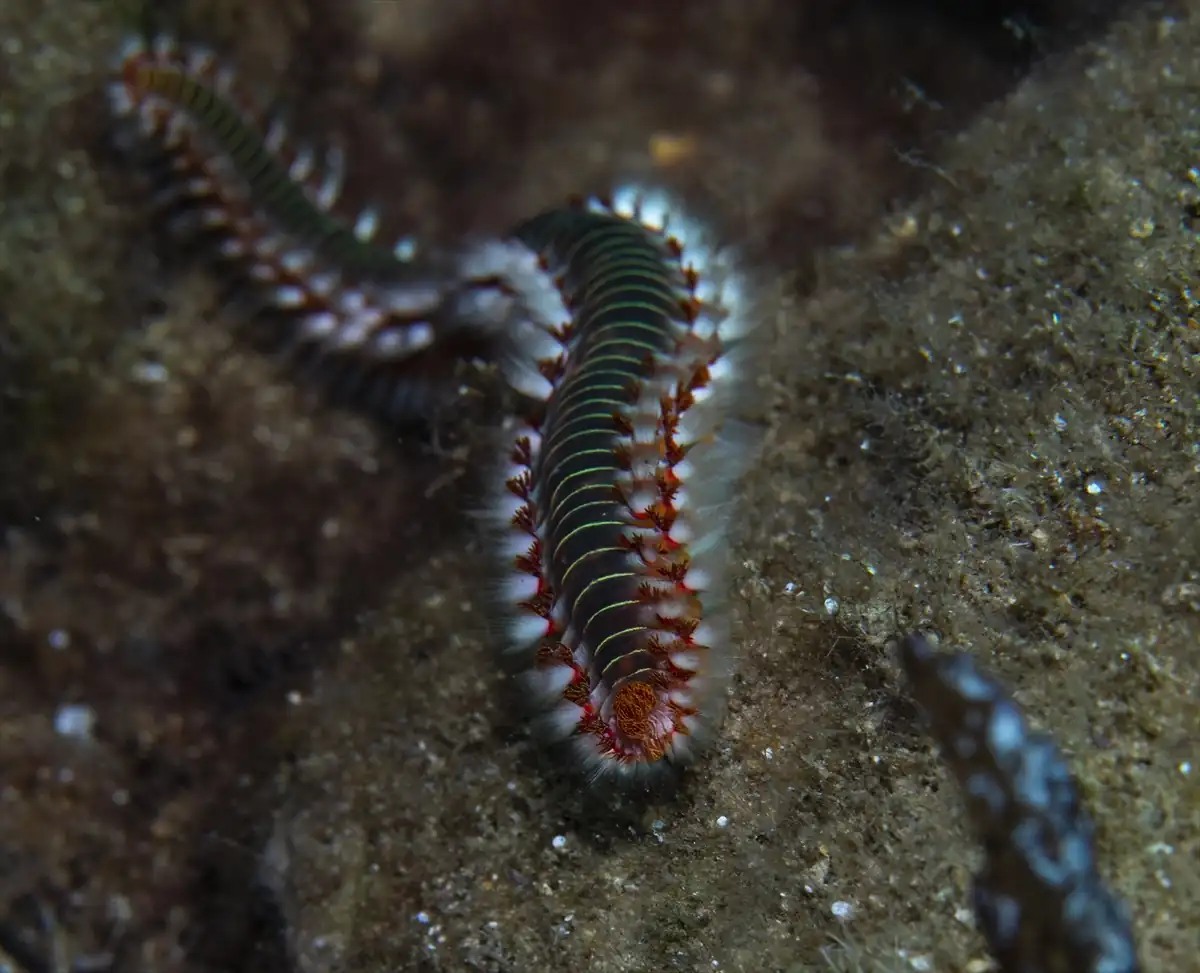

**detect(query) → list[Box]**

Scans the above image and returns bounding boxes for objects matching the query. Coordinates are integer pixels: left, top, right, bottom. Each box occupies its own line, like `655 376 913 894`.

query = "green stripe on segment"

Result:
512 205 685 682
139 62 415 280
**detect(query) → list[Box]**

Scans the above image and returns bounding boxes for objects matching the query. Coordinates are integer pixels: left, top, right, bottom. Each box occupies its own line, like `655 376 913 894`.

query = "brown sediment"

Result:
2 1 1194 973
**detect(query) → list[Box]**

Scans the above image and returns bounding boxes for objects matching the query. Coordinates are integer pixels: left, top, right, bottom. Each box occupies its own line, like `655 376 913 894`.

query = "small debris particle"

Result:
54 703 96 739
649 132 698 167
1128 217 1155 239
132 360 169 384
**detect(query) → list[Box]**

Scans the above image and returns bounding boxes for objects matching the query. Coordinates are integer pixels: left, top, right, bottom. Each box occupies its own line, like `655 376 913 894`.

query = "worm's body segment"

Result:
109 35 489 411
484 188 759 786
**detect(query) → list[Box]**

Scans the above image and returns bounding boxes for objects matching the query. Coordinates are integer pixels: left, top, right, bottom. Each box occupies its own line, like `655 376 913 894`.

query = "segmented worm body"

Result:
481 189 759 786
110 36 760 787
901 633 1141 973
109 35 498 417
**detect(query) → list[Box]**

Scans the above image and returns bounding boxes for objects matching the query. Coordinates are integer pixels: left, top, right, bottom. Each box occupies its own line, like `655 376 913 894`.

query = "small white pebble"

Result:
108 895 133 924
1085 476 1105 495
415 911 431 925
830 900 855 920
824 596 840 616
552 834 567 850
715 815 729 828
763 747 774 761
132 361 169 384
54 703 95 740
1179 761 1191 776
908 955 933 972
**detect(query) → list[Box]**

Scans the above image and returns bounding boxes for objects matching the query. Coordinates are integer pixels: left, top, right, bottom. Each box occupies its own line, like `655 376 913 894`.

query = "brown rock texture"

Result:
0 1 1194 972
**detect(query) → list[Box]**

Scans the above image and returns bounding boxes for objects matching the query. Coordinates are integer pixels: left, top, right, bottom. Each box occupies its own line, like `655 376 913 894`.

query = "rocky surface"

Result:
0 1 1194 972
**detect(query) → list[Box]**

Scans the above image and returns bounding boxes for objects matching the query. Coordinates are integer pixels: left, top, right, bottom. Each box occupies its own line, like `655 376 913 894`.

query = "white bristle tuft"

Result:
307 272 340 297
503 573 540 604
198 206 230 228
213 65 236 96
185 47 215 74
353 208 379 242
272 285 308 308
527 665 575 699
299 312 338 339
108 82 134 115
382 283 444 316
288 147 314 182
506 367 554 402
117 35 147 65
280 249 314 275
264 117 288 154
163 113 188 147
609 185 640 219
370 326 425 359
540 703 584 741
315 146 343 210
636 193 671 232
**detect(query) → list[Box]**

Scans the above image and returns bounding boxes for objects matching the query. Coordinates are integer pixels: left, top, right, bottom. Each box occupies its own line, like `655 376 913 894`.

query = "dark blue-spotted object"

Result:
900 633 1141 973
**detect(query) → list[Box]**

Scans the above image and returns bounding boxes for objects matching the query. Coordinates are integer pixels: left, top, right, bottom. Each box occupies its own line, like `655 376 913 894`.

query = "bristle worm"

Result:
110 34 762 782
478 186 760 787
110 34 505 419
114 36 407 277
